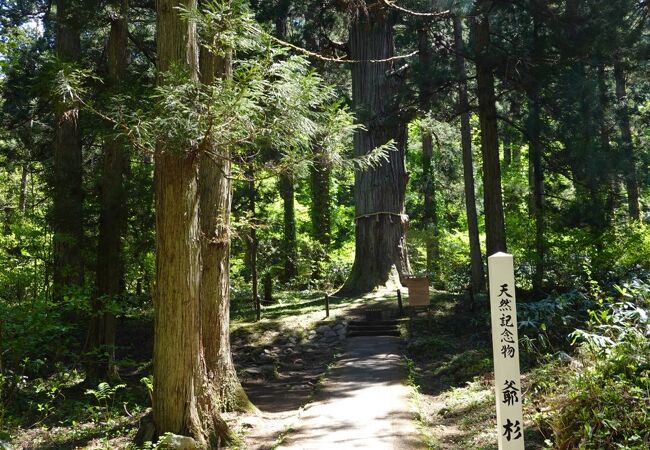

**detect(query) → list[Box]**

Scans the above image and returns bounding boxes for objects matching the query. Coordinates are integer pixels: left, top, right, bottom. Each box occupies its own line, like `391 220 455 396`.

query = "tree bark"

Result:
85 0 129 382
528 90 545 294
198 38 253 413
474 2 506 256
248 169 260 321
339 3 410 295
454 16 485 291
309 149 331 279
526 16 545 294
153 0 229 445
19 161 29 213
279 174 298 281
52 0 84 302
417 26 439 281
614 62 640 221
273 5 298 282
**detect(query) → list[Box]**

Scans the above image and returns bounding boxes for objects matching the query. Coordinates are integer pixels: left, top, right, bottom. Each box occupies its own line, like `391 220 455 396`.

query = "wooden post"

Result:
397 289 404 316
488 252 524 449
325 294 330 318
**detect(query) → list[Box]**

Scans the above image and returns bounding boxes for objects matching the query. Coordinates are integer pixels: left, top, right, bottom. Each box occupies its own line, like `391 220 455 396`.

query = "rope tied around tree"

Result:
355 211 409 224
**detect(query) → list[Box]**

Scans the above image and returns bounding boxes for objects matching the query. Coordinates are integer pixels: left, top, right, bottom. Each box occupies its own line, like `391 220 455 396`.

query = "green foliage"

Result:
532 277 650 449
85 381 127 422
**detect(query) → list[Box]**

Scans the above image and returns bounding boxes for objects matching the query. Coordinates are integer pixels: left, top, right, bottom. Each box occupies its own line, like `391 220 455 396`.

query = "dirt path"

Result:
276 336 423 450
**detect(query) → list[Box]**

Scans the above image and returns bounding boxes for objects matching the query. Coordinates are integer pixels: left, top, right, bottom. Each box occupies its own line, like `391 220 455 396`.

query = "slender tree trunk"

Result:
528 90 545 294
53 0 84 301
153 0 229 444
417 26 439 281
19 162 29 212
614 62 640 221
310 148 331 279
279 174 298 281
274 5 298 282
474 2 506 256
85 0 129 381
527 17 545 294
198 37 253 412
454 16 484 291
339 4 410 295
248 170 260 321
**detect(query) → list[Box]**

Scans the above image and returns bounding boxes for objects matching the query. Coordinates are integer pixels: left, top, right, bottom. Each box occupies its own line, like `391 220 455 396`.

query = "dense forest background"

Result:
0 0 649 448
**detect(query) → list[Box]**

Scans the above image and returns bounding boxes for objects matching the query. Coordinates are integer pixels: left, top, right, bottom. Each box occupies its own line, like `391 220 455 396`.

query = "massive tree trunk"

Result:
153 1 229 444
417 26 439 281
474 2 506 256
85 0 129 381
52 0 84 301
339 3 410 295
453 16 484 291
614 62 640 221
198 38 253 413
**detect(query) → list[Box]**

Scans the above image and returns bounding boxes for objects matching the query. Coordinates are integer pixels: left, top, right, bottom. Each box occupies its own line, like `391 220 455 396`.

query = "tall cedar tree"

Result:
85 0 129 381
152 0 230 444
474 0 506 256
197 14 253 411
417 22 440 281
275 0 298 282
339 2 410 295
453 15 484 291
52 0 84 301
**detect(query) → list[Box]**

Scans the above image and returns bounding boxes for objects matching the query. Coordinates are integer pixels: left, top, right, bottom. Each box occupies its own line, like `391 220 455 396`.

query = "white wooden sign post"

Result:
488 252 524 449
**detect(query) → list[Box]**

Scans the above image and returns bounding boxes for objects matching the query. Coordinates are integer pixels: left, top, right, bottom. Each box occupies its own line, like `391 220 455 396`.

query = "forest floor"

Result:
5 290 550 449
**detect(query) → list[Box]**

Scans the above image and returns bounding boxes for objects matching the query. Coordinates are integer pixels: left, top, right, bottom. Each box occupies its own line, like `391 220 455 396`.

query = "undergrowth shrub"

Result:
531 277 650 449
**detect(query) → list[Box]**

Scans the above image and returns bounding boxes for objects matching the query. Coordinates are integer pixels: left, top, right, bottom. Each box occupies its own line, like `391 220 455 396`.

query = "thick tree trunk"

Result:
85 0 129 381
339 4 410 295
474 3 506 256
198 41 253 413
417 26 439 281
614 62 640 221
453 16 484 291
153 1 229 445
53 0 84 301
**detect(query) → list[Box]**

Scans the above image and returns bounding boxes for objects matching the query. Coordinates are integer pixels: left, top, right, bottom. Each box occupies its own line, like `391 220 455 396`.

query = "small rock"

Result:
166 434 199 449
316 325 331 334
257 353 276 362
0 441 14 450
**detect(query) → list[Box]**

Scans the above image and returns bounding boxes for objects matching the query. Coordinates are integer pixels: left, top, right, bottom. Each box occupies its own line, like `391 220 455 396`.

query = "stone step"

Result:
346 319 400 337
348 320 401 327
347 329 401 337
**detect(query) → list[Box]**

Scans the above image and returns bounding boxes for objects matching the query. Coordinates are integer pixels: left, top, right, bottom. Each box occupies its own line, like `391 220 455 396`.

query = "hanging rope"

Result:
247 24 420 64
380 0 452 18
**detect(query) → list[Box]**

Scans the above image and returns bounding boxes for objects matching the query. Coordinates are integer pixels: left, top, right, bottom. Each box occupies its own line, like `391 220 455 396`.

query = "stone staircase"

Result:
346 319 401 337
346 307 402 337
